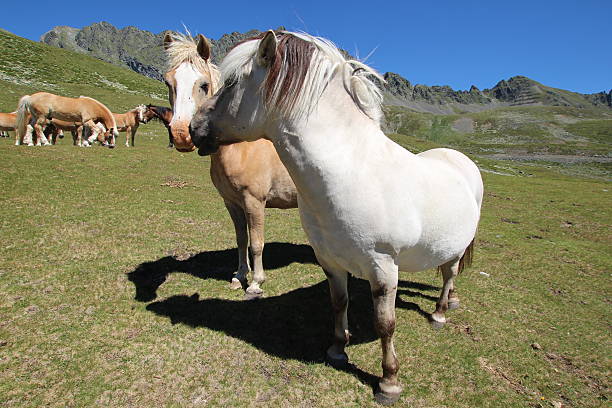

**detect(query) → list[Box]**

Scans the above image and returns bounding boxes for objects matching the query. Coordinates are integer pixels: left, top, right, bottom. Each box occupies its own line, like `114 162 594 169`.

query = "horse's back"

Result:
417 148 483 208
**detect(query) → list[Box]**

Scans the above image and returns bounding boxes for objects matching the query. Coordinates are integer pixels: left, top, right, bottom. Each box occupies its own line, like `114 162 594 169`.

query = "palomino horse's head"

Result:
135 104 149 123
163 32 220 152
189 30 383 156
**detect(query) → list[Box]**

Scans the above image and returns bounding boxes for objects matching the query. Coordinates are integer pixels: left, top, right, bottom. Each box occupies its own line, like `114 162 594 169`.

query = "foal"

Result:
112 105 149 147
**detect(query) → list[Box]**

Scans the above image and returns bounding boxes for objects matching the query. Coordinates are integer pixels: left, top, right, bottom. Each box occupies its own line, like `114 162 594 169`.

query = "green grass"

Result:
0 128 610 408
384 105 612 166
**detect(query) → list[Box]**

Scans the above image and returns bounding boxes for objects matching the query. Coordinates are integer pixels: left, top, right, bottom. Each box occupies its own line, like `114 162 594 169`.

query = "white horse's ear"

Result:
197 34 211 61
257 30 277 66
163 33 173 50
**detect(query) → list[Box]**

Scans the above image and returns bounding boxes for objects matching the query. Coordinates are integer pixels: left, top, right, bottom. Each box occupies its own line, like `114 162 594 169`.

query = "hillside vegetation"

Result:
0 29 167 113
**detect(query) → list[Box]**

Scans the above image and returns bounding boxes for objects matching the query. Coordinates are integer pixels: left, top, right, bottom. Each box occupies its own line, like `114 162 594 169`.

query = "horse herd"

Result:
8 30 485 404
0 95 175 148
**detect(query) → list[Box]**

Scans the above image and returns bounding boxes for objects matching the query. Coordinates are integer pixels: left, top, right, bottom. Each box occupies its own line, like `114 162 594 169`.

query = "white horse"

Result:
189 31 483 405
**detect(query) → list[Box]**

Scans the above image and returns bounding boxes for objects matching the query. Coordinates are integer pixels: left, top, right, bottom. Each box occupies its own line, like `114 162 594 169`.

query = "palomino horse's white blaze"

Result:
189 31 483 404
171 62 201 127
164 31 298 296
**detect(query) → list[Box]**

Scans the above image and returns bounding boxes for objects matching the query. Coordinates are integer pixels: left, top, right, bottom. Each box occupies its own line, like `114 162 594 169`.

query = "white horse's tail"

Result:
15 95 31 143
438 238 475 275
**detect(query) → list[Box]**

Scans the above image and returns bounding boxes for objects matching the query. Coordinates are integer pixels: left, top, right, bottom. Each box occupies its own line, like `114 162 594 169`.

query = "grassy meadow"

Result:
0 28 610 408
0 128 610 407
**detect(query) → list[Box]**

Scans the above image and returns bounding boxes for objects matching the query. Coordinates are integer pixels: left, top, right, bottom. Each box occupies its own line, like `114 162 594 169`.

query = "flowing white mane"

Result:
165 32 221 93
221 31 384 123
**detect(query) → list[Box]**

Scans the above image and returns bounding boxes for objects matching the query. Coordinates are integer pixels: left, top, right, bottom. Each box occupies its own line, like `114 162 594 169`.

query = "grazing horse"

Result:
144 105 174 148
113 105 149 147
45 118 83 145
15 92 118 148
189 31 484 404
6 108 36 146
0 111 16 137
163 32 297 296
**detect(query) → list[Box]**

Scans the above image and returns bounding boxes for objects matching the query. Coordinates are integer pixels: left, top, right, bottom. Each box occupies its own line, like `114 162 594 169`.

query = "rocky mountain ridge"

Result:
41 22 611 113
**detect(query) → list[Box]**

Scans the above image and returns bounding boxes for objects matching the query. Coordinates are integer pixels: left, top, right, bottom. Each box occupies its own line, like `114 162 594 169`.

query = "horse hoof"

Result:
229 278 243 290
374 389 401 406
429 314 446 330
448 299 460 310
325 350 349 369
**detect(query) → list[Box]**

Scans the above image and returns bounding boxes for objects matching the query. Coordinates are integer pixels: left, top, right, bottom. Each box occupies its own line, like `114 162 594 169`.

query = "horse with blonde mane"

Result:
163 32 297 297
112 105 149 147
15 92 119 148
189 31 484 404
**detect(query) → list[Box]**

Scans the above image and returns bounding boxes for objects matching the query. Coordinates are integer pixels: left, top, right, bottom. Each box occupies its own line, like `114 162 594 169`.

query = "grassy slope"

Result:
0 29 610 407
0 29 167 112
385 105 612 153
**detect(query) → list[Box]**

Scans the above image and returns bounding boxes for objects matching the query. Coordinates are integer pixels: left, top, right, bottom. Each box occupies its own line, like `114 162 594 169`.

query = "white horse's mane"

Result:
221 31 384 123
165 32 221 93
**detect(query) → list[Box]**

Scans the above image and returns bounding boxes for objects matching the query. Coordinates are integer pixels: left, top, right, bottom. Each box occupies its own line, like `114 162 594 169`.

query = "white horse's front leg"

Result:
370 273 402 405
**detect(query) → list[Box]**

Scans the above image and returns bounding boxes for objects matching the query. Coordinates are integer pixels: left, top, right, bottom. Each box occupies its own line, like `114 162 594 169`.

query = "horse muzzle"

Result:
189 113 219 156
170 122 196 153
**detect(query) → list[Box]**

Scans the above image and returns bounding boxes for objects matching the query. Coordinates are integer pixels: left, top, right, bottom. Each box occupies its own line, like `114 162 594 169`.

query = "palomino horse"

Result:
7 108 37 146
16 92 119 148
144 105 174 148
113 105 149 147
163 32 297 296
0 111 17 138
189 31 484 404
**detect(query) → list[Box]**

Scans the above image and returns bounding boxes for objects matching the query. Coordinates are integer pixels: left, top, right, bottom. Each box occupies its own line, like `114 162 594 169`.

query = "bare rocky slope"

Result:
41 22 611 114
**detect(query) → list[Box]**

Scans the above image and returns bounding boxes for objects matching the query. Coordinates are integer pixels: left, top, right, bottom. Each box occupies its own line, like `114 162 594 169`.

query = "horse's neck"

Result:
269 89 392 208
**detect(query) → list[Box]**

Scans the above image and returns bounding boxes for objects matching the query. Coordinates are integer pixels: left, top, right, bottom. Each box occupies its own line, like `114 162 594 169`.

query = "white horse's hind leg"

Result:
371 276 402 405
430 257 461 329
325 269 349 366
224 201 250 290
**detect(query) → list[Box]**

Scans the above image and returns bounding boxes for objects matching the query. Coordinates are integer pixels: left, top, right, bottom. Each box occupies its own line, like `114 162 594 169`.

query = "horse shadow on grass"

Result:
129 242 440 392
127 242 318 302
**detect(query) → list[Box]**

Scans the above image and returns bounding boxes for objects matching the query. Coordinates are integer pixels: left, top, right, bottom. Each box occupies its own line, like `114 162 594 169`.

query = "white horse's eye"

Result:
200 83 209 93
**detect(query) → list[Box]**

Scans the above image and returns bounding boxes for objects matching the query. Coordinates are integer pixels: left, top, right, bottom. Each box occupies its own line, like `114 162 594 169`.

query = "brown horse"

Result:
164 32 298 296
144 105 174 148
16 92 119 148
113 105 149 147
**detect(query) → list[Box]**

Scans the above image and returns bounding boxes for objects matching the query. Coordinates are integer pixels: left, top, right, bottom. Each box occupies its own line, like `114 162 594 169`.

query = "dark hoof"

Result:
429 316 446 330
448 299 460 310
374 389 401 406
325 352 349 369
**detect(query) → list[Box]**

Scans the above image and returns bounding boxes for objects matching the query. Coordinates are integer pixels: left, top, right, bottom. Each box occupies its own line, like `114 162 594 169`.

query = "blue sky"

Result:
2 0 610 94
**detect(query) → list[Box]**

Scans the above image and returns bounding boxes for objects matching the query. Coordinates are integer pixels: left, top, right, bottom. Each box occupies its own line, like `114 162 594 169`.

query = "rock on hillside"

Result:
41 22 167 81
41 22 611 113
